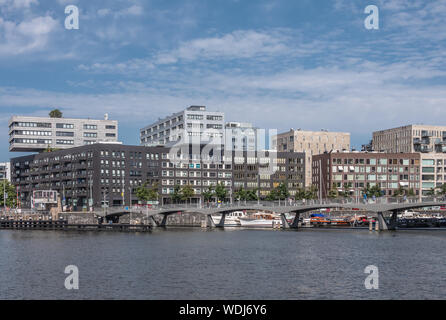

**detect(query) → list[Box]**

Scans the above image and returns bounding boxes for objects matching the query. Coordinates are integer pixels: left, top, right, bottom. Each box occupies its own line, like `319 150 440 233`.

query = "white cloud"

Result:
156 30 291 64
0 15 58 55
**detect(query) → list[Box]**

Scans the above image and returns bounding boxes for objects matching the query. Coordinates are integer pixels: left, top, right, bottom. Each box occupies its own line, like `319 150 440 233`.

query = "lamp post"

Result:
128 186 132 225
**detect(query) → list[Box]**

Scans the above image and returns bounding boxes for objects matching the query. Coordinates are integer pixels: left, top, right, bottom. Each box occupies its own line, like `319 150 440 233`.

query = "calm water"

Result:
0 228 445 300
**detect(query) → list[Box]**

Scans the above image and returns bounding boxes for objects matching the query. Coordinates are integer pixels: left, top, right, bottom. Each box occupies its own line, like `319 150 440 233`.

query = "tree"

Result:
265 189 278 201
49 109 62 118
328 184 339 199
181 185 195 204
305 185 318 200
276 183 289 200
426 187 436 197
214 183 228 202
246 189 258 201
0 180 17 208
362 183 383 199
136 182 159 203
171 185 182 204
202 186 214 203
438 184 446 196
234 187 247 201
294 187 307 200
135 183 150 203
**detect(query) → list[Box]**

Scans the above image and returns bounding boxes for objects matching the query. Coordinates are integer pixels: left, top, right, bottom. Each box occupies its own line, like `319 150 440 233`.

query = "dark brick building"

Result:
11 143 305 209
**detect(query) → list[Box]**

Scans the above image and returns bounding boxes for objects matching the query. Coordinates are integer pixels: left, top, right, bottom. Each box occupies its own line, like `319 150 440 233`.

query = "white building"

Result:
9 114 118 152
140 106 225 147
0 162 11 182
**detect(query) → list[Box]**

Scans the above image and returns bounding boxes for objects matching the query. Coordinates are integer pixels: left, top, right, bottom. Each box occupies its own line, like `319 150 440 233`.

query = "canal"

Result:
0 228 445 299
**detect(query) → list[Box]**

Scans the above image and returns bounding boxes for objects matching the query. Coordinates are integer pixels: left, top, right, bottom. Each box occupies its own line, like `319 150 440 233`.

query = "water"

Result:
0 228 445 299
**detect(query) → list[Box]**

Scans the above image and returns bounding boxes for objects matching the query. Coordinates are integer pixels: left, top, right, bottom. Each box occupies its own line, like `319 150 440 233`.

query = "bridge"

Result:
96 197 446 231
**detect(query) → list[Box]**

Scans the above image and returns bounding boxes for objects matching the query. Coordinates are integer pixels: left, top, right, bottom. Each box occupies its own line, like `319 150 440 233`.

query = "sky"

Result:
1 0 446 160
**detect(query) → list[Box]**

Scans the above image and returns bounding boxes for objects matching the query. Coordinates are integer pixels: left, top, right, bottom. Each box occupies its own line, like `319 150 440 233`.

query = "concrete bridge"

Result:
96 197 446 231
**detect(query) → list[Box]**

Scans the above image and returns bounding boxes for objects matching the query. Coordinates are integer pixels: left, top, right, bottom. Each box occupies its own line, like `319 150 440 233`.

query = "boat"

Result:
397 210 419 219
239 212 282 228
211 211 247 227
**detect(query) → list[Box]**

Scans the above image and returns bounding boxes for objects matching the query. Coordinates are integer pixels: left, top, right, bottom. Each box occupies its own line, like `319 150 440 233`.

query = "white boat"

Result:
211 211 247 227
239 212 282 228
397 210 419 218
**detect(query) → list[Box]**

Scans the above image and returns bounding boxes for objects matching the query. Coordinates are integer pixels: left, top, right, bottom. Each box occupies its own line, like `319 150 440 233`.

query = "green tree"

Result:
276 183 289 200
246 188 258 201
171 185 182 204
181 185 195 204
202 186 214 203
49 109 62 118
328 184 339 199
214 183 228 202
305 185 318 200
438 184 446 196
294 187 307 200
234 187 247 201
136 182 159 203
426 187 436 196
0 180 17 208
135 183 150 203
265 189 278 201
362 183 383 199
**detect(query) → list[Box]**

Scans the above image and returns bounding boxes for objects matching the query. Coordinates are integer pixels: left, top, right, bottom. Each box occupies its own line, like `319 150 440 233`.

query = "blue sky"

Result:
1 0 446 160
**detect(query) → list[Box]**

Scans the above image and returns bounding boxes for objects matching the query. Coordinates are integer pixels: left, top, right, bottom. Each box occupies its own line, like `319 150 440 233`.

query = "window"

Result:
56 123 74 129
56 131 74 137
56 140 74 145
84 132 97 138
106 125 116 129
83 124 97 130
106 133 116 137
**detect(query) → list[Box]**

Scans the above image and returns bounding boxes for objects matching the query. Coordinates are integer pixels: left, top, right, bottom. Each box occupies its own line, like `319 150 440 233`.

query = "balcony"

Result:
420 146 433 153
421 131 433 138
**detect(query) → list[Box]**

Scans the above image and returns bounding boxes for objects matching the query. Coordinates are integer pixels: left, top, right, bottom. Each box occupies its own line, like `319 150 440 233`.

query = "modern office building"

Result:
0 162 11 181
8 114 118 152
140 106 225 147
11 144 305 209
372 124 446 195
312 151 421 199
273 129 351 187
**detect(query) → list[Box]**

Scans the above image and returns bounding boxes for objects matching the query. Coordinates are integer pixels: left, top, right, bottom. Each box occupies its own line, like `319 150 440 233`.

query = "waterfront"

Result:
0 228 445 300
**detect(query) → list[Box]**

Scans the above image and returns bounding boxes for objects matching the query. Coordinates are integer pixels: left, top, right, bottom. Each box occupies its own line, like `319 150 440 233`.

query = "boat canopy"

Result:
310 213 325 217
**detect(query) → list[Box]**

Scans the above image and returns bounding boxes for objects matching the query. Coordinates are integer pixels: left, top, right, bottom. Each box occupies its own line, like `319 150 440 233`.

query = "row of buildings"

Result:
5 106 446 209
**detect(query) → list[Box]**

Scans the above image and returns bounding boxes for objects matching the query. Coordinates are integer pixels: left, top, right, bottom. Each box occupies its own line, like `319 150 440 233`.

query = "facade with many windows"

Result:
312 151 421 200
11 144 305 209
273 129 351 187
372 125 446 195
140 106 225 147
8 114 118 152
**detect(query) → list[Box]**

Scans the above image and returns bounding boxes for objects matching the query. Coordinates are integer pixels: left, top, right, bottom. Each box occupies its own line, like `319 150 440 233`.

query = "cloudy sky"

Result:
1 0 446 159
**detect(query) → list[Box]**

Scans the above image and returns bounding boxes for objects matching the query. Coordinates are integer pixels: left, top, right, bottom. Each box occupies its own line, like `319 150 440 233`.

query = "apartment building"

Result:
312 151 421 199
273 129 351 187
11 144 304 209
140 106 225 147
372 124 446 195
8 114 118 152
372 125 446 153
0 162 11 181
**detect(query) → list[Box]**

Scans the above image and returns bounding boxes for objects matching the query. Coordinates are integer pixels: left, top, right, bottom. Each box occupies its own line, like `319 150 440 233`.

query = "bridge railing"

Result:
93 196 446 214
